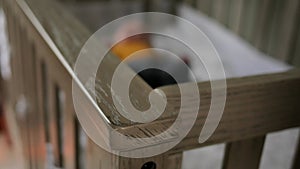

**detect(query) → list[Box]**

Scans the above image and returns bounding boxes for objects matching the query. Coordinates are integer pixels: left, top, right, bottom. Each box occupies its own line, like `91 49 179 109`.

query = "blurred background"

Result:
0 0 299 169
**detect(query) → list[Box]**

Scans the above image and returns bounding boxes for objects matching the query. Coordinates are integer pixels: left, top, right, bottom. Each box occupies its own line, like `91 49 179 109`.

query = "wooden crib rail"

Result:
2 0 300 168
116 69 300 152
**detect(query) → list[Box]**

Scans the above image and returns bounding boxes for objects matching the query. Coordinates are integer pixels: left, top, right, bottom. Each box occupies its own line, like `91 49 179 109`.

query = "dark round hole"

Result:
141 161 156 169
138 68 177 88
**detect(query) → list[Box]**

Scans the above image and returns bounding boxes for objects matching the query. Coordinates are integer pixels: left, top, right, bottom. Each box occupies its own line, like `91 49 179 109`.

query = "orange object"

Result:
112 40 151 60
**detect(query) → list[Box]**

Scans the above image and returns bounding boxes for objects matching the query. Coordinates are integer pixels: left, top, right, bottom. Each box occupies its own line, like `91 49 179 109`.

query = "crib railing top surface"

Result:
6 0 300 152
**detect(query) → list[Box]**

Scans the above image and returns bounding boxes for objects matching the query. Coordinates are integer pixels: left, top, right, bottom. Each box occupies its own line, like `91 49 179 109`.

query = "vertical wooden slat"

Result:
63 81 76 169
86 140 112 169
166 153 183 169
14 11 32 169
2 5 32 169
39 31 77 169
21 26 39 169
185 0 197 8
267 0 299 61
292 134 300 169
74 117 88 169
211 0 230 26
265 0 283 57
143 0 151 12
3 3 17 103
238 0 259 42
35 40 75 169
34 57 48 169
48 76 63 168
170 0 182 15
257 0 278 54
196 0 213 16
222 136 266 169
12 12 23 105
290 27 300 67
53 86 64 168
227 0 244 33
288 4 300 67
278 0 299 62
252 0 272 49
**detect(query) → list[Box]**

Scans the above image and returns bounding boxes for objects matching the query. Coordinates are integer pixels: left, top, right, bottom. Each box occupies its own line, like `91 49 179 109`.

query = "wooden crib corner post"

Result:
87 140 183 169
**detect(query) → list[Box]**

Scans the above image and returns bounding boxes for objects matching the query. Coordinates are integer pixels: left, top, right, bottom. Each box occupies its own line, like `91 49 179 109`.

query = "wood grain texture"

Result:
21 0 152 126
115 70 300 152
14 0 300 153
87 139 179 169
4 1 300 169
4 1 82 168
6 2 166 168
222 136 265 169
166 152 183 169
7 2 178 169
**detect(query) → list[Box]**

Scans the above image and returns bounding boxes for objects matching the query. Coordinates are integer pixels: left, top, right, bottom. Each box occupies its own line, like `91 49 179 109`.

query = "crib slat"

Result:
34 58 49 169
166 153 183 169
3 3 17 104
63 81 76 169
46 43 76 169
211 0 230 26
47 78 62 168
252 0 272 49
291 28 300 67
222 136 266 169
238 0 259 42
21 27 42 169
196 0 213 16
257 0 278 54
15 15 33 169
4 3 32 168
13 14 24 104
289 7 300 67
227 0 244 33
292 134 300 169
185 0 197 8
267 0 299 61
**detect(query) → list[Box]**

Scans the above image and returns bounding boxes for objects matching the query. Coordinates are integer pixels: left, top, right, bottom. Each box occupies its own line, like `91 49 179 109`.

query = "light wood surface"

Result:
2 0 300 168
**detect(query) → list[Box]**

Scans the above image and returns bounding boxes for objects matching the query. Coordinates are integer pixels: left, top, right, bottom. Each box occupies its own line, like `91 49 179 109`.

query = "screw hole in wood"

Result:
141 161 156 169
